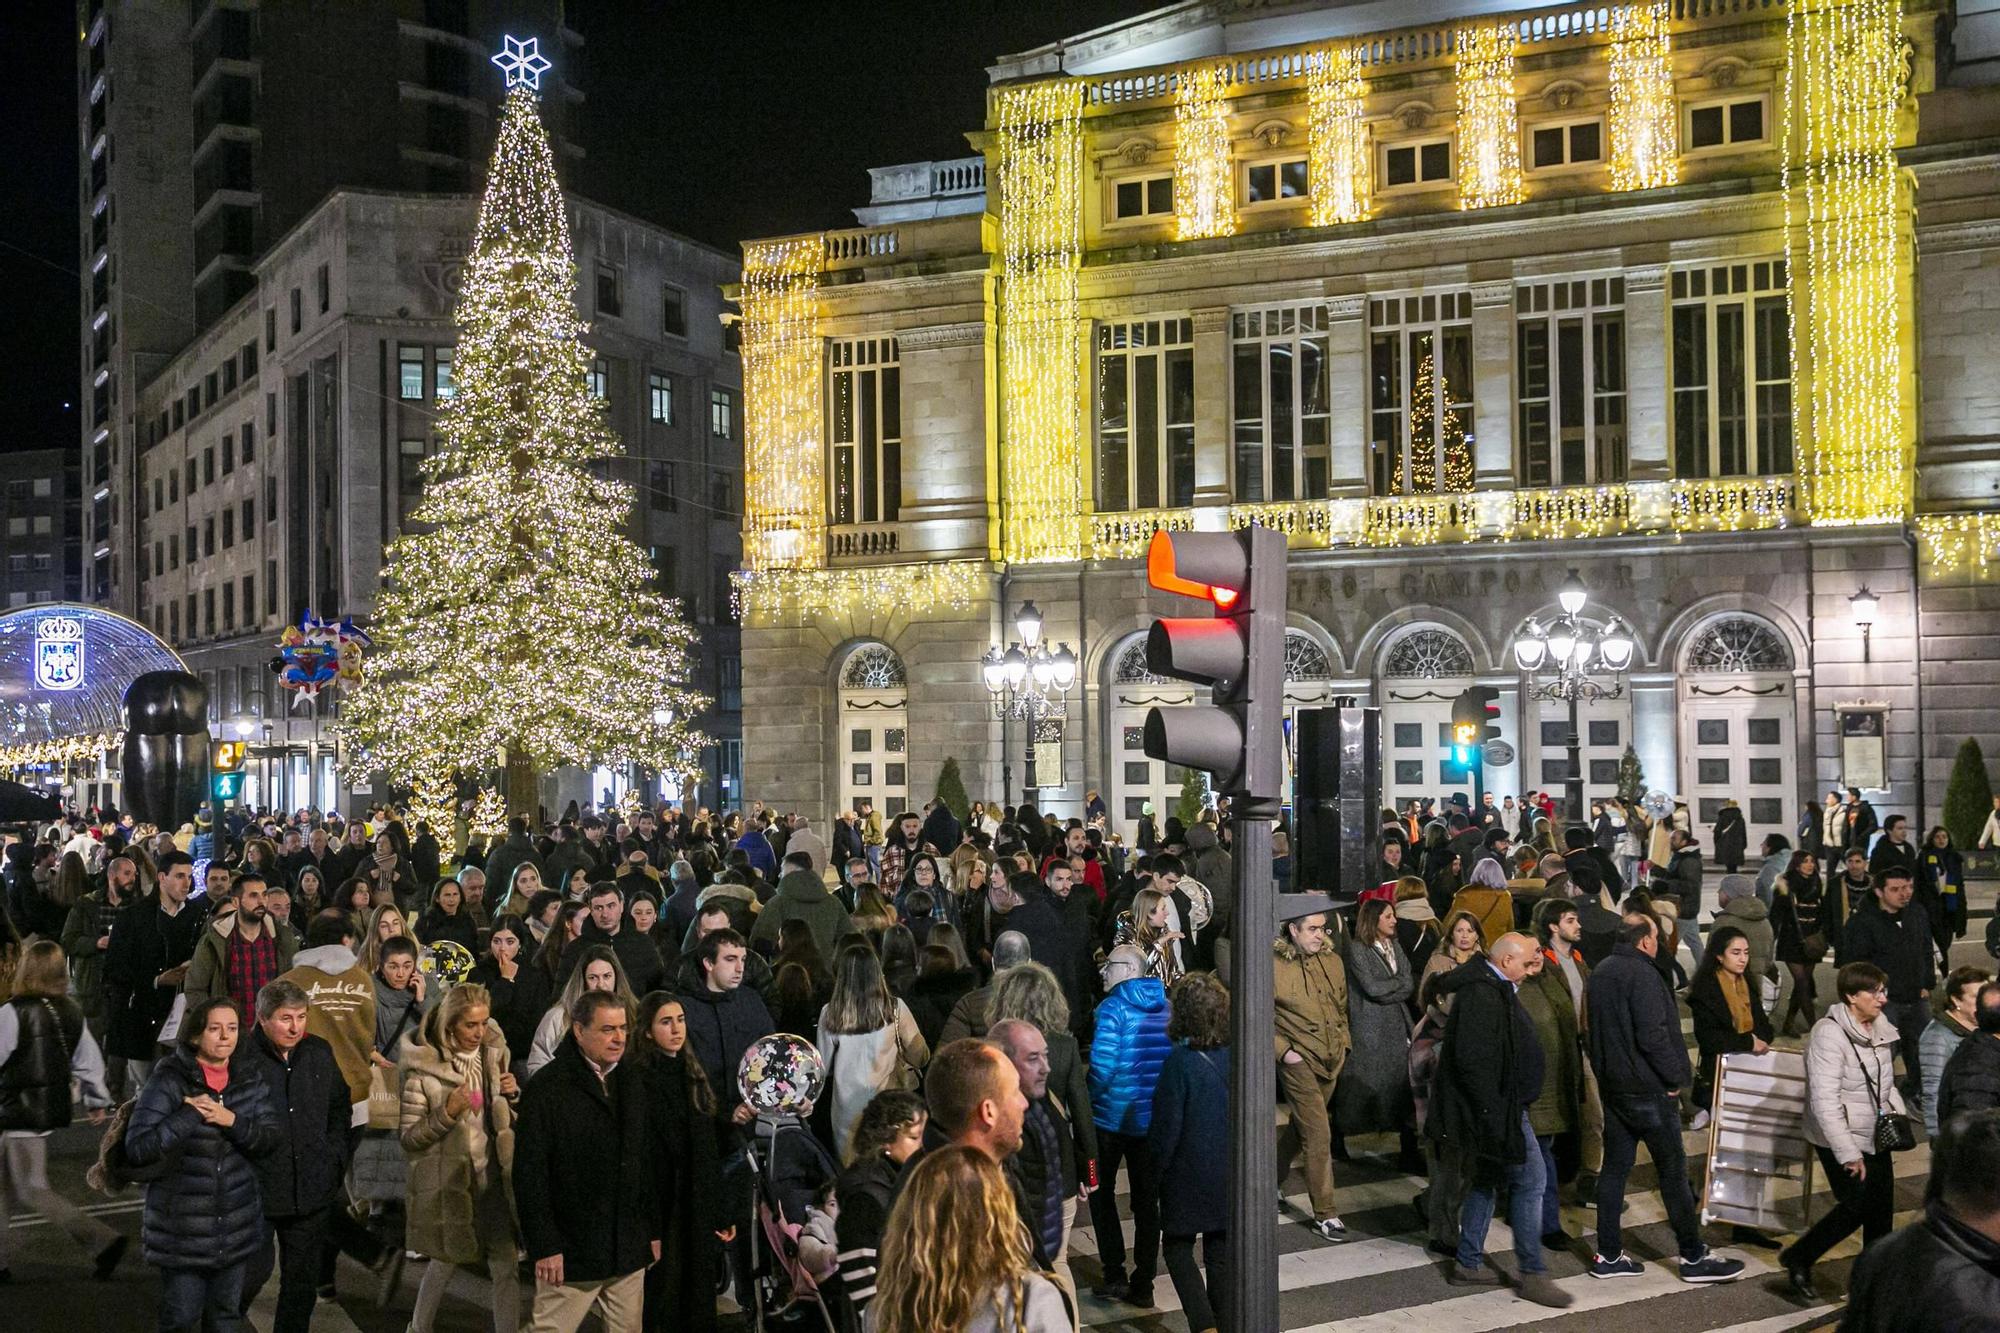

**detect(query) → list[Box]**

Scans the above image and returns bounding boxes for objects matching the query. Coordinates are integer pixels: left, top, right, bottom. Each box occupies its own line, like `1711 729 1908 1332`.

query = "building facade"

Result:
0 451 83 610
131 191 742 813
733 0 2000 849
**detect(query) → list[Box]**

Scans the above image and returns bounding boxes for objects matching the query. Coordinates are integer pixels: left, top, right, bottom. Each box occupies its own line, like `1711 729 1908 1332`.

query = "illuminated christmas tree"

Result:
1408 350 1472 494
342 52 708 808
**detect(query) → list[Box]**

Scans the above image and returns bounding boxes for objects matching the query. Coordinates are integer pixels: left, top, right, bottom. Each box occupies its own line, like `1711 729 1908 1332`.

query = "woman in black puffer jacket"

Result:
124 995 278 1332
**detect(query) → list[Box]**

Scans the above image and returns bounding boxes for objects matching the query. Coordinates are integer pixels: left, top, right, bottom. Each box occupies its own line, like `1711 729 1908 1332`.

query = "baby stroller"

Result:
741 1111 841 1332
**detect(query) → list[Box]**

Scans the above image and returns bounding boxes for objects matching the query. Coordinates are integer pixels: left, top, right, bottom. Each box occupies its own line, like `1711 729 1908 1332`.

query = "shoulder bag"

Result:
1846 1029 1916 1153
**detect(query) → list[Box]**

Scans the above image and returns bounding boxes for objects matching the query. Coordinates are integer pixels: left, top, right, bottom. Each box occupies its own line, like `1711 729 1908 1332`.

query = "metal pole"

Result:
1021 694 1038 808
1228 799 1278 1333
1565 686 1585 827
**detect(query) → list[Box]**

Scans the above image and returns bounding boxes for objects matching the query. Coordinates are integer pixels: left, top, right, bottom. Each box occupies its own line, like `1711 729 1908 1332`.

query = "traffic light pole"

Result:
1227 798 1278 1333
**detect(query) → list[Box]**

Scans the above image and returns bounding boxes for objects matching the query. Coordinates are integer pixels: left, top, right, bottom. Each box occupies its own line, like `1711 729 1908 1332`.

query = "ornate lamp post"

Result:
980 600 1078 808
1849 585 1878 664
1511 570 1635 826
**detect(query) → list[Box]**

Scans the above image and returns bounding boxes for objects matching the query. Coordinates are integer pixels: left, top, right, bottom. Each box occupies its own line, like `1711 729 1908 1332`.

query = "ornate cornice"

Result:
1471 279 1514 307
1325 294 1367 320
1190 307 1231 334
1625 264 1668 293
1916 220 2000 254
895 320 986 352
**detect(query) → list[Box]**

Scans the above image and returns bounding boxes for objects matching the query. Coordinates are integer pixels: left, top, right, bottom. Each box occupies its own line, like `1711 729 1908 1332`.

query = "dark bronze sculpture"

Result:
121 671 210 832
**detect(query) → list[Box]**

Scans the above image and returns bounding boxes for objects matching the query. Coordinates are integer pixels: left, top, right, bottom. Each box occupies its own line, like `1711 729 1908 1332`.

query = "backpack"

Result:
86 1096 175 1195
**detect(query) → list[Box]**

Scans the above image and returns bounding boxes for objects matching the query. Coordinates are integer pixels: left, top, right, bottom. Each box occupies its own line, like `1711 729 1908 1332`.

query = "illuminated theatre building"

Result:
731 0 2000 847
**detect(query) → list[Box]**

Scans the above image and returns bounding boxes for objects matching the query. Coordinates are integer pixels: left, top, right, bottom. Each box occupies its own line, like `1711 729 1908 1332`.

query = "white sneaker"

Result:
1688 1110 1711 1131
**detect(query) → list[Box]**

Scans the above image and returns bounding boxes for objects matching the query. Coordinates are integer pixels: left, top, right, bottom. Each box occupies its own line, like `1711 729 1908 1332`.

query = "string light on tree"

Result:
1607 3 1679 191
1174 65 1236 241
1455 25 1526 210
996 80 1085 564
339 59 709 807
740 238 825 571
1783 0 1910 526
1306 46 1371 227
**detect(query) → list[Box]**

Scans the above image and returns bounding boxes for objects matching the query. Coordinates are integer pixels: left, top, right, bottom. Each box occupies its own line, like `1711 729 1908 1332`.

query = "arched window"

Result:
1113 638 1167 686
1284 631 1334 683
1685 617 1793 673
1383 627 1474 679
840 644 907 689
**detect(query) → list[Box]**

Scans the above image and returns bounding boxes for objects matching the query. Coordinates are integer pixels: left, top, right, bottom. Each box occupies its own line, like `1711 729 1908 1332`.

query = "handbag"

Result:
1847 1029 1916 1153
366 1063 402 1131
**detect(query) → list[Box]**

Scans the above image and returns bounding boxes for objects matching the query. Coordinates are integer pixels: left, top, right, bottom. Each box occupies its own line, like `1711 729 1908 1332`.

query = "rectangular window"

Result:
397 439 429 523
589 357 608 400
170 601 180 639
1382 139 1454 191
222 508 234 547
1111 174 1175 221
186 524 197 560
222 360 237 394
265 308 276 352
154 478 164 512
1515 277 1627 487
1231 305 1331 502
709 471 734 518
204 588 215 637
661 285 687 338
650 461 678 511
221 431 235 474
222 581 235 631
204 517 215 557
710 388 734 438
289 288 301 334
242 575 254 627
316 263 330 314
241 422 254 464
828 337 902 525
1670 260 1792 479
203 448 215 486
1367 292 1476 495
1527 120 1604 171
1244 157 1310 205
1095 317 1196 513
596 266 622 318
266 392 277 437
206 372 218 406
398 345 425 400
648 371 674 424
1687 96 1766 151
170 534 179 569
266 475 277 522
241 498 254 537
434 347 455 399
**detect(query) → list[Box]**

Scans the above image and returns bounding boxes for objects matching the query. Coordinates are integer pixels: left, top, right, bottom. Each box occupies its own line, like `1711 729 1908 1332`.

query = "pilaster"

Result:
1325 294 1369 497
1625 265 1670 481
1191 306 1232 509
1470 280 1515 489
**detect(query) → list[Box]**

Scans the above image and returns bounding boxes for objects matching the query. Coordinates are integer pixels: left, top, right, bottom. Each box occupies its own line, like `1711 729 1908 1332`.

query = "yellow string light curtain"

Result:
1307 46 1370 226
1783 0 1911 525
1174 65 1237 240
1918 512 2000 578
996 80 1085 564
1455 25 1526 210
1607 3 1680 191
741 238 825 570
731 560 986 623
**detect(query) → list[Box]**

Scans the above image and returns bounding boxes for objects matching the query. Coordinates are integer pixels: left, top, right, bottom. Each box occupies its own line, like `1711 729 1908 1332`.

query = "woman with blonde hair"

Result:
868 1144 1071 1333
1418 910 1485 1013
359 902 421 978
818 944 928 1163
519 944 635 1079
400 982 520 1333
1111 887 1185 985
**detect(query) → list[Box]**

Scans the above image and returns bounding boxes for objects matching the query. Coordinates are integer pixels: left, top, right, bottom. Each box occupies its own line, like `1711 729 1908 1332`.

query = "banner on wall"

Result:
1837 703 1888 792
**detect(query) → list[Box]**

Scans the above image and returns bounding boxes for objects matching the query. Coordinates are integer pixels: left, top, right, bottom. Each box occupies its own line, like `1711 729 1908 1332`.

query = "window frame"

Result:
588 357 609 400
1669 259 1793 480
648 371 674 425
397 345 425 400
1105 171 1176 226
1683 94 1769 155
1367 291 1477 496
1230 304 1332 503
827 337 902 526
1240 153 1311 211
660 284 688 339
710 388 735 439
595 265 623 320
1523 116 1606 174
1378 135 1456 194
1093 316 1196 514
1514 277 1629 488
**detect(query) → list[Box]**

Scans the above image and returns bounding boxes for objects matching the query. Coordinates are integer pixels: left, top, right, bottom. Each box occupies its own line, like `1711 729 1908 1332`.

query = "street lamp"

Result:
983 602 1079 808
1849 585 1878 664
1510 570 1632 826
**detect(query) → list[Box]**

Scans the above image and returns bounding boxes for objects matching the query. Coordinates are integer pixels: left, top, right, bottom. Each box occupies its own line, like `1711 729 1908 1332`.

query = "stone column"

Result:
1191 306 1232 512
1625 265 1670 481
1325 294 1368 496
895 320 993 558
1470 280 1515 489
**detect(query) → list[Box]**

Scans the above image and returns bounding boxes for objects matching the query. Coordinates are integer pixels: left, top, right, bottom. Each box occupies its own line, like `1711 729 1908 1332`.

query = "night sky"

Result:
0 1 1147 454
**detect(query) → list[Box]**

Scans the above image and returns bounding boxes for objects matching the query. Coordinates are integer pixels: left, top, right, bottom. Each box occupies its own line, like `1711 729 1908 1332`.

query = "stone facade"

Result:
734 0 2000 845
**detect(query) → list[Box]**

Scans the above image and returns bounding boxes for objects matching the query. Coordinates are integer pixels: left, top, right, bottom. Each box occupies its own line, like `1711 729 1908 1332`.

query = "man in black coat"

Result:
1584 913 1744 1283
515 990 659 1332
1937 985 2000 1124
101 851 207 1081
1836 867 1934 1103
676 927 774 1122
568 883 664 995
1842 1108 2000 1332
1002 872 1088 1038
1427 936 1568 1307
239 979 382 1332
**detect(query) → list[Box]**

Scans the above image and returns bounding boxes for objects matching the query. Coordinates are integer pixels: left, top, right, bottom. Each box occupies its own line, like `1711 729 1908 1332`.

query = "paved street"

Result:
9 887 1984 1332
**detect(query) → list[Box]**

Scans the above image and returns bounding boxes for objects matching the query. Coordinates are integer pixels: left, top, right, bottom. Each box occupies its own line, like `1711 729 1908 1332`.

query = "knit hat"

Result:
1718 873 1758 906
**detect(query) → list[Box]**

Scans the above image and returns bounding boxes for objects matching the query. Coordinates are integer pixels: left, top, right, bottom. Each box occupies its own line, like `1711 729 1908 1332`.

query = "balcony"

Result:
1084 475 1801 557
828 523 901 561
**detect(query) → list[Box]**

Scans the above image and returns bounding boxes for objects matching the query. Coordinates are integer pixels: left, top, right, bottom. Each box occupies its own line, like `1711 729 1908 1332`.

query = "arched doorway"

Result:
1378 626 1476 811
837 644 909 820
1678 615 1799 853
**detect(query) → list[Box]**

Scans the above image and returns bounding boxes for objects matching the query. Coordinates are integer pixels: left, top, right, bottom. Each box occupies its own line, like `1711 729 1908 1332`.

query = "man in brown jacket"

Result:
1274 909 1352 1241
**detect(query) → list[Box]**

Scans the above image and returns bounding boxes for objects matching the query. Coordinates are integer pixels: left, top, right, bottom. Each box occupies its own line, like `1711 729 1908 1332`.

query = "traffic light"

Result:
1451 685 1502 749
1140 525 1286 799
212 740 246 805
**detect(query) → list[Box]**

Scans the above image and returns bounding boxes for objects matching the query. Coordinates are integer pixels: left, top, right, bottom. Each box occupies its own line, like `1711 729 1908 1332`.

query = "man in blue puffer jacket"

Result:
1086 944 1171 1308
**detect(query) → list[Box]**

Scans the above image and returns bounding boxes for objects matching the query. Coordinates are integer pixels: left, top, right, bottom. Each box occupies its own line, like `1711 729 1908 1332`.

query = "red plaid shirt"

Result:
225 925 282 1013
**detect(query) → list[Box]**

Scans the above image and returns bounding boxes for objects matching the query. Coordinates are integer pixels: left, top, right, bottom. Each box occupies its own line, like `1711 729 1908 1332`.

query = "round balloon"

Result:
736 1033 826 1115
419 939 476 990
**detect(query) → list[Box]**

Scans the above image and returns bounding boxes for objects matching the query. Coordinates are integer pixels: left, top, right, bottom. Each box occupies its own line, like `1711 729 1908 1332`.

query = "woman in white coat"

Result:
818 943 928 1164
1779 960 1906 1301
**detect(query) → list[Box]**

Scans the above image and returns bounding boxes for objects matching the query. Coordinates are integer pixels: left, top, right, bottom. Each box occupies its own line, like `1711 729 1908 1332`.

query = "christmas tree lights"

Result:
1455 25 1526 210
1307 47 1371 226
1784 0 1911 525
742 237 826 571
1406 351 1470 493
1174 65 1236 240
339 83 710 798
996 80 1085 564
1607 3 1679 191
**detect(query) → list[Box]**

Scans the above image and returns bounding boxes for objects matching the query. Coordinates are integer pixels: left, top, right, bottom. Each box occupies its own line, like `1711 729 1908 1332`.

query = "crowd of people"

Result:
0 782 1995 1331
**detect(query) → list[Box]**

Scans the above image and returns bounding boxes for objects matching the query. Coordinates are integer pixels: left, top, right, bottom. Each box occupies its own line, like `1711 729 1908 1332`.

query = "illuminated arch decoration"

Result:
0 604 187 767
741 237 825 571
1783 0 1911 525
1174 64 1237 240
1607 3 1679 191
1383 628 1475 679
1455 25 1525 210
1307 47 1370 226
1685 616 1795 673
996 80 1086 564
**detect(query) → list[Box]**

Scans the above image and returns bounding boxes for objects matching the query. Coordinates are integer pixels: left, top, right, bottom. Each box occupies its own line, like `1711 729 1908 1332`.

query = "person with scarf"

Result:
633 993 728 1333
1922 826 1968 956
1687 927 1772 1114
1772 850 1837 1036
1393 876 1442 975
